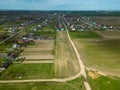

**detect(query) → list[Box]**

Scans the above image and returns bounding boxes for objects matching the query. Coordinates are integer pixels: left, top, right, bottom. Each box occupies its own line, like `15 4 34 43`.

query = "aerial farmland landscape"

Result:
0 0 120 90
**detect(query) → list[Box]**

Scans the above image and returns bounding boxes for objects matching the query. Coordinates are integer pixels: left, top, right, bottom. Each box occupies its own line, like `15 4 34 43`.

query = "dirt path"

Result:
63 17 91 90
23 60 54 64
66 27 91 90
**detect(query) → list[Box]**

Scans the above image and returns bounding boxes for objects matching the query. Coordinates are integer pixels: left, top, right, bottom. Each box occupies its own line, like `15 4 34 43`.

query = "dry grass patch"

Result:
94 16 120 27
73 39 120 77
95 31 120 39
88 70 101 79
55 31 80 78
20 39 54 60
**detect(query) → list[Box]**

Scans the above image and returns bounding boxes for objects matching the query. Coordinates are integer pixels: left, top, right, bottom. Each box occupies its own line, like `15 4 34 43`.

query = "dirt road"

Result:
62 17 91 90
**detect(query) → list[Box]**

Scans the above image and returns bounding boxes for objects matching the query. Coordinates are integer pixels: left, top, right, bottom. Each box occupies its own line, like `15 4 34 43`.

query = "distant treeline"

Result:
0 10 120 16
68 11 120 16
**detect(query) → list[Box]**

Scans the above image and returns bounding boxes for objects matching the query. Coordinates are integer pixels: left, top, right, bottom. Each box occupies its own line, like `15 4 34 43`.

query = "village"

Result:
0 11 120 90
64 14 120 31
0 11 56 72
1 11 120 72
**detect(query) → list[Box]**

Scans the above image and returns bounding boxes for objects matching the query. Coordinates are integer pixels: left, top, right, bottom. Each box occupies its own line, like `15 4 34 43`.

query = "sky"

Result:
0 0 120 10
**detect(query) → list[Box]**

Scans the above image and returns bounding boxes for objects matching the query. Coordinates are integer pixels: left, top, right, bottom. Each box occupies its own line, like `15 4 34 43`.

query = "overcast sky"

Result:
0 0 120 10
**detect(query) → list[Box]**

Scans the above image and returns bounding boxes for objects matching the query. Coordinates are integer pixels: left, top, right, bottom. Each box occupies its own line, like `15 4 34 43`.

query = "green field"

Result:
42 22 54 31
35 31 56 37
88 75 120 90
0 42 12 51
0 63 54 80
0 27 5 32
70 31 120 77
69 31 120 89
69 31 102 38
0 77 85 90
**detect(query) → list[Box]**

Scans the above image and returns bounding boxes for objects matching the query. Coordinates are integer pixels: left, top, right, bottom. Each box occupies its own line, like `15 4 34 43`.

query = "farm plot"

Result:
87 71 120 90
70 31 120 77
55 31 80 78
94 16 120 27
95 31 120 39
0 63 54 80
21 40 54 63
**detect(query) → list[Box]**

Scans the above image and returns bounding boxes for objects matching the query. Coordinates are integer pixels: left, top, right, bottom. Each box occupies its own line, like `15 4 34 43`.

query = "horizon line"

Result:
0 9 120 12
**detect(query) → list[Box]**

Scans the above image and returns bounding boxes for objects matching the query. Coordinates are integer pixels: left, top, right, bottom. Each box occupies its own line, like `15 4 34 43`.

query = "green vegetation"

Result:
70 11 120 16
42 22 54 31
0 58 3 65
35 31 56 37
70 31 120 89
0 77 85 90
0 42 12 51
26 23 41 29
74 39 120 76
70 31 120 77
69 31 101 38
3 21 22 26
0 27 5 32
0 63 54 80
88 75 120 90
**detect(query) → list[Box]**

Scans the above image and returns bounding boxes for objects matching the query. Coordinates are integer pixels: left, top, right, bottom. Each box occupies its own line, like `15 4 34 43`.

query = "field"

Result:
0 63 54 80
55 31 80 78
87 71 120 90
70 31 120 77
95 31 120 39
69 31 101 38
94 16 120 27
0 26 5 32
42 22 55 31
21 40 54 62
34 31 56 37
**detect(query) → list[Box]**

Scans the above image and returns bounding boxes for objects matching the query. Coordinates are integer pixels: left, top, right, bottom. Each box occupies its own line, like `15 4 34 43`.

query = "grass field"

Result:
88 73 120 90
0 27 5 32
42 22 55 31
0 63 54 80
35 31 56 37
70 31 120 77
0 42 12 51
69 31 101 38
94 16 120 27
95 31 120 39
0 77 85 90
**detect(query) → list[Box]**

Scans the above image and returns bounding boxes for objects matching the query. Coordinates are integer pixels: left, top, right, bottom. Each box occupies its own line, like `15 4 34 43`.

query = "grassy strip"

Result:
69 31 102 38
88 75 120 90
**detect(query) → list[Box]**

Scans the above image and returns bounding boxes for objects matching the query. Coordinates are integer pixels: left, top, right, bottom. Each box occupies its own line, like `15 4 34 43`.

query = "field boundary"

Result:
23 60 54 64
